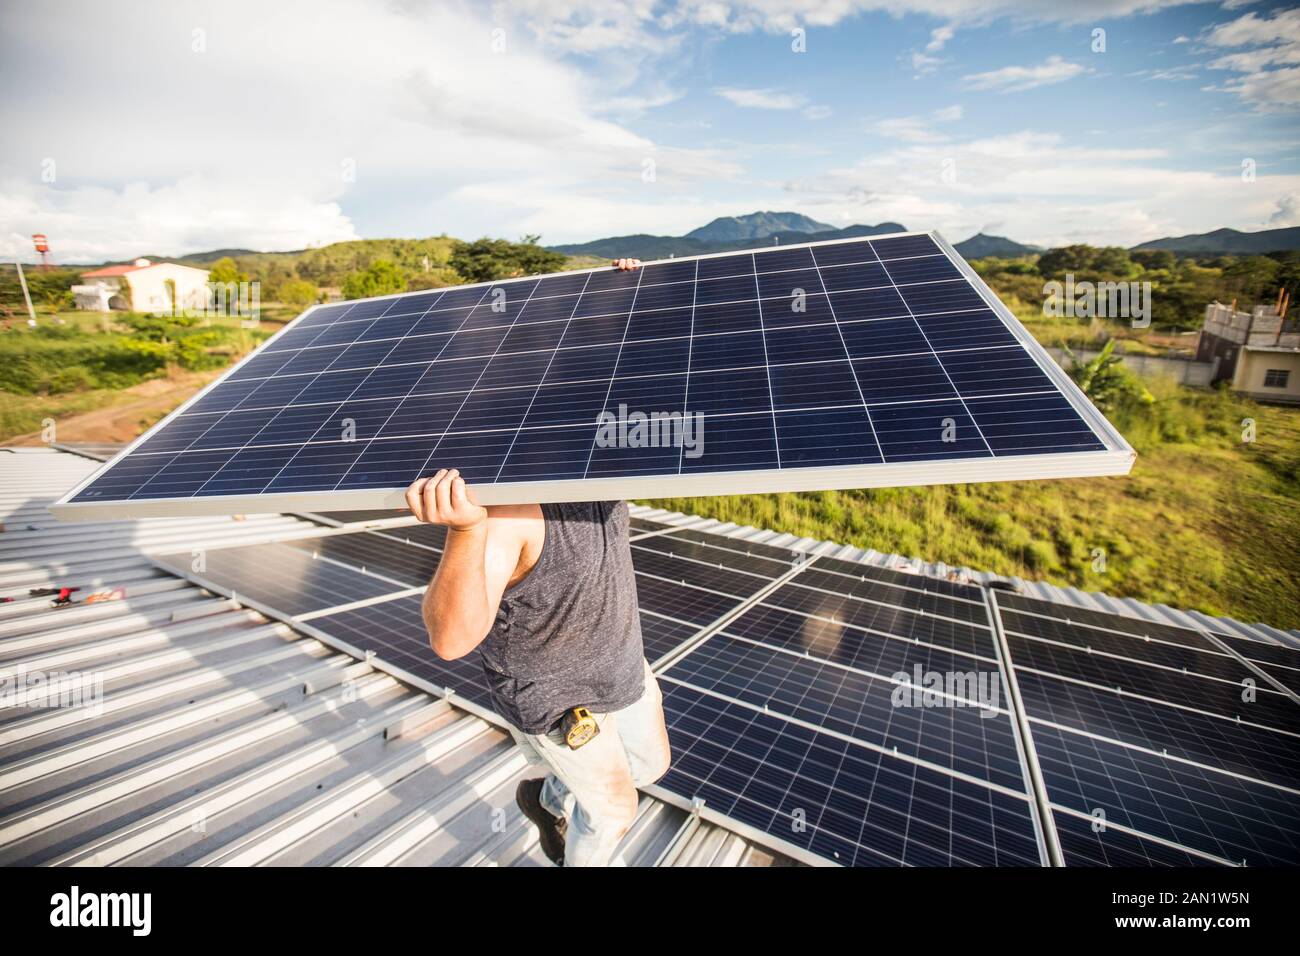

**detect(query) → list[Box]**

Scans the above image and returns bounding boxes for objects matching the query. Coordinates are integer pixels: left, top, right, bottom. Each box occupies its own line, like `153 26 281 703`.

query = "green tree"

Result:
1131 249 1177 272
449 237 567 283
1037 245 1135 280
276 278 319 308
1220 256 1282 303
342 259 408 299
208 257 247 287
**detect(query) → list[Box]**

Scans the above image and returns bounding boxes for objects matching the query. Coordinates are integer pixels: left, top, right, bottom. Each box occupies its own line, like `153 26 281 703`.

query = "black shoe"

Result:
516 778 567 866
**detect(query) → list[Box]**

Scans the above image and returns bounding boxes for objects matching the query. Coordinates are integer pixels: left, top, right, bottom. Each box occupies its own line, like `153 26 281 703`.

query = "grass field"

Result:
0 308 294 439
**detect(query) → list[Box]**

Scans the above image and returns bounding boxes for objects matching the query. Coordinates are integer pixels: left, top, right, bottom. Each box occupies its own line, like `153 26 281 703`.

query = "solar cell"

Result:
639 611 707 664
306 593 495 709
53 232 1133 520
991 592 1300 867
282 531 442 587
1206 631 1300 696
999 606 1245 678
1052 810 1220 867
763 580 997 660
663 633 1025 791
154 541 411 617
1031 723 1299 866
656 682 1043 866
1013 668 1300 790
1006 633 1298 732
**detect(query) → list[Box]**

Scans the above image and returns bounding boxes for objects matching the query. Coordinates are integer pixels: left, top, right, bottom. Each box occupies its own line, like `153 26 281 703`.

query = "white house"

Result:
73 259 211 314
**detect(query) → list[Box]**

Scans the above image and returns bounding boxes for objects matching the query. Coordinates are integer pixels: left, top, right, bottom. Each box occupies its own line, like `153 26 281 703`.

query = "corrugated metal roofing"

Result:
0 448 784 867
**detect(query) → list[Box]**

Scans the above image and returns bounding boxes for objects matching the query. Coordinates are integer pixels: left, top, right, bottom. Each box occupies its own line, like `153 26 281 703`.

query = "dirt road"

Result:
8 370 220 447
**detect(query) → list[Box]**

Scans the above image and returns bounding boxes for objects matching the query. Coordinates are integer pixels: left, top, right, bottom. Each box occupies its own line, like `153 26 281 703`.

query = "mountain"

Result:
685 211 834 242
1131 226 1300 255
550 220 907 259
954 233 1041 258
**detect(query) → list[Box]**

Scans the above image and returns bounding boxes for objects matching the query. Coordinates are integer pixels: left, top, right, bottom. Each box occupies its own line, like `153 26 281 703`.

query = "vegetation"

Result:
1063 339 1154 412
0 313 269 396
973 245 1300 345
342 259 409 299
449 236 568 283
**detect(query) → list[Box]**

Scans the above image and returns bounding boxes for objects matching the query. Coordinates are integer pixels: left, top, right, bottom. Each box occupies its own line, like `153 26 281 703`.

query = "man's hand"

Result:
611 258 641 271
405 469 487 532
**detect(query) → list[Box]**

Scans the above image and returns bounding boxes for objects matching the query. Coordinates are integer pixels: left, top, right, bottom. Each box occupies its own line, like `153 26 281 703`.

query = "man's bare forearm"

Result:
423 524 494 659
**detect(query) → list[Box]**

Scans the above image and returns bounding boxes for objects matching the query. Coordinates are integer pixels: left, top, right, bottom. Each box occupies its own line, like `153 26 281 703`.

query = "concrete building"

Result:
1196 298 1300 404
73 259 211 314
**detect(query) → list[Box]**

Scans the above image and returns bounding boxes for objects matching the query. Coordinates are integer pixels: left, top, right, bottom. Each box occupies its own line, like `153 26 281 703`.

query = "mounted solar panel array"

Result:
153 514 1296 868
652 549 1047 866
54 232 1133 521
990 591 1300 867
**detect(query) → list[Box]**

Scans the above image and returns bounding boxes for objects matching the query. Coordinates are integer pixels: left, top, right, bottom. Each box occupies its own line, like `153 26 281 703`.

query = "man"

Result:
406 257 671 868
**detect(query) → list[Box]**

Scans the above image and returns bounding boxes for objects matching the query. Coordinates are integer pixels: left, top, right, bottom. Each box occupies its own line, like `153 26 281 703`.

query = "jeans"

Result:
508 658 672 866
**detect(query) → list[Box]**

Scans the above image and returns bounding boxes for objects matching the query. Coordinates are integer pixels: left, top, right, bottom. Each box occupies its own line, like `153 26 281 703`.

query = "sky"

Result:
2 0 1299 263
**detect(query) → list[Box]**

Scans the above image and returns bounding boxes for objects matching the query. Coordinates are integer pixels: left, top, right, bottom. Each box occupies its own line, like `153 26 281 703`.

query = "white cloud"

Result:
782 127 1298 247
1202 9 1300 110
911 51 944 75
874 105 964 143
963 55 1090 93
1129 65 1199 81
665 1 1209 35
0 1 736 260
0 176 358 264
926 24 955 52
1205 7 1300 47
1268 191 1300 227
715 86 806 109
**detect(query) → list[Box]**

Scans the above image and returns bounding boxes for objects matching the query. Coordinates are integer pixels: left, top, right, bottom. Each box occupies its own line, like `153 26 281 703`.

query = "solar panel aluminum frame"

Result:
50 230 1136 521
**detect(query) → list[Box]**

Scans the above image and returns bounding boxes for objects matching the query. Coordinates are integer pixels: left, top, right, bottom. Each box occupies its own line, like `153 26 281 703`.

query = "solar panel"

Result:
653 558 1049 866
306 592 496 710
1205 630 1300 696
154 540 413 617
658 682 1043 866
282 531 441 587
1052 810 1216 867
52 232 1134 520
991 592 1300 867
1031 722 1299 866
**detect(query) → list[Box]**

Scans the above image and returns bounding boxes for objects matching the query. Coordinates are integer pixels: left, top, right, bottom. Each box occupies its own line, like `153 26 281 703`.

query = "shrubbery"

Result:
0 314 268 395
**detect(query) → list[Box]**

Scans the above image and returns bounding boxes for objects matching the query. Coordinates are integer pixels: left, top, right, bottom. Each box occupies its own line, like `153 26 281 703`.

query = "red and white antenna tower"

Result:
31 234 52 271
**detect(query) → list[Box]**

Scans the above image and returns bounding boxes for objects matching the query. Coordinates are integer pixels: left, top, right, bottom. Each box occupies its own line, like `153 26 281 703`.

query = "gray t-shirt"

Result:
478 500 645 734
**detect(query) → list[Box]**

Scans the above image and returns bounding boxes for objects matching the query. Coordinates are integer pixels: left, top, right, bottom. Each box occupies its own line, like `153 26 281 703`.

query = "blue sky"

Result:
2 0 1298 261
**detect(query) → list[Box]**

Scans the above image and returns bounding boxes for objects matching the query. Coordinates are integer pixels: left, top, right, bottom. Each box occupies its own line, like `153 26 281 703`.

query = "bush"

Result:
276 278 318 308
342 260 408 299
449 237 567 283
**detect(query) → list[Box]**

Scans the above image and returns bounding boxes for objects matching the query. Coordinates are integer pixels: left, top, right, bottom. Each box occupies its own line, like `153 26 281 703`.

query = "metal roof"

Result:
0 448 783 867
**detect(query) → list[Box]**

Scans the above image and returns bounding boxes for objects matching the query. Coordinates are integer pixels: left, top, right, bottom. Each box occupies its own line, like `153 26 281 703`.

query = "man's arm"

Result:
405 469 535 660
